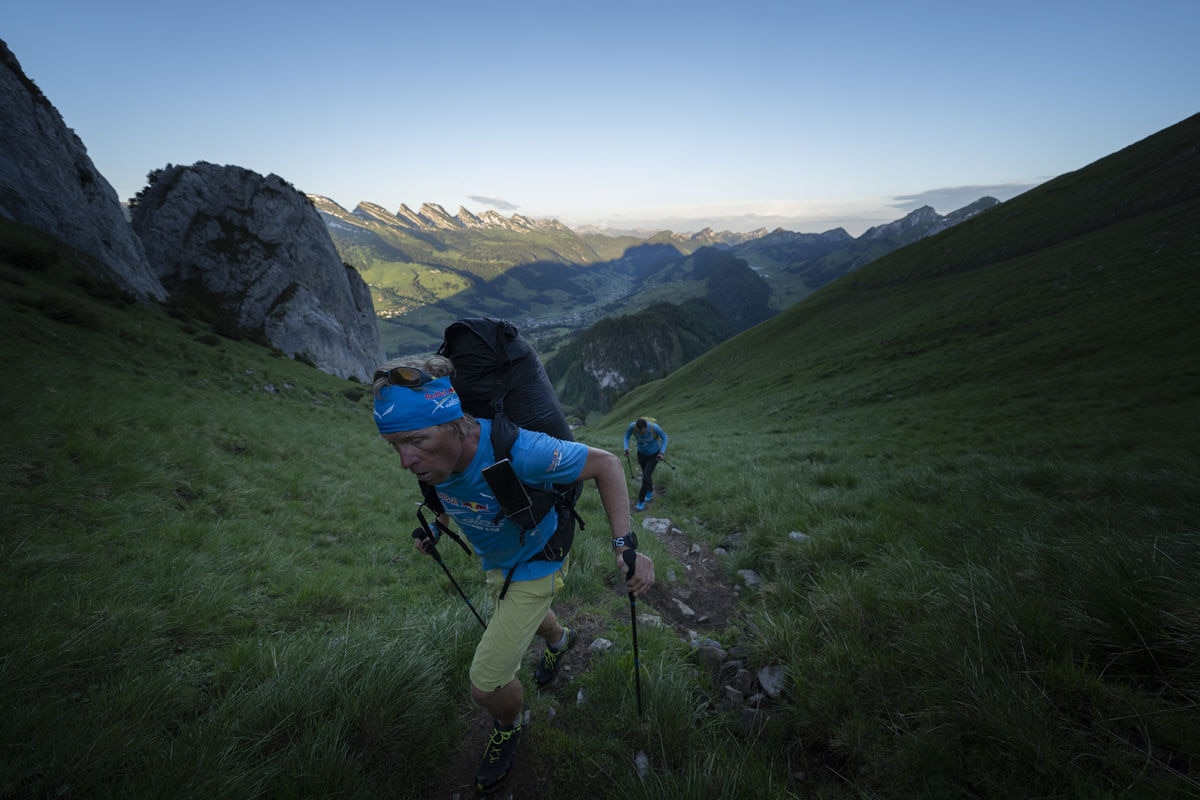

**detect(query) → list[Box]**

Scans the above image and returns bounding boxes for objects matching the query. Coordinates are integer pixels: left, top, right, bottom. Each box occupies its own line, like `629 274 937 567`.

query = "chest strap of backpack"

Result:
495 482 585 601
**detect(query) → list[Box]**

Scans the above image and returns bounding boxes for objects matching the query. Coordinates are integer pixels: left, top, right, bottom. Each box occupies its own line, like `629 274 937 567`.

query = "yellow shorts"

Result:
469 561 567 692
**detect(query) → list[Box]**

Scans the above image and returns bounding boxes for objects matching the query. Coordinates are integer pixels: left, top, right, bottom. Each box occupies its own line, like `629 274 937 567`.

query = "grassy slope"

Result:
0 220 668 798
1 111 1197 799
587 114 1200 796
0 222 465 796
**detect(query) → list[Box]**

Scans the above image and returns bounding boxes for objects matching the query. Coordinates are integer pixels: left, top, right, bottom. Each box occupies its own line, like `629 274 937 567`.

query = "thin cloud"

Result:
468 195 520 212
890 182 1044 214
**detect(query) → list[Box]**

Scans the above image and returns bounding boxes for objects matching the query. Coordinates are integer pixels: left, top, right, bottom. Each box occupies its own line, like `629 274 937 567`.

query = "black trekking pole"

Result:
658 454 676 471
624 451 635 481
412 527 486 629
623 549 644 717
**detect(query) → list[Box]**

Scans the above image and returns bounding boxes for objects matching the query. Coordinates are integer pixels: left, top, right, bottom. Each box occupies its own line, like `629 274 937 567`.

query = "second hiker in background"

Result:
624 417 668 511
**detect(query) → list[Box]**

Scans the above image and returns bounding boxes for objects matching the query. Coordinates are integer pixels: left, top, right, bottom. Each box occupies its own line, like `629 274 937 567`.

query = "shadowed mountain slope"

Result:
604 112 1199 446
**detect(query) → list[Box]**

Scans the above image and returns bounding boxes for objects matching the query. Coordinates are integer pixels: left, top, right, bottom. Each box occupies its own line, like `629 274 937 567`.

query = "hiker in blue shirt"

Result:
623 417 668 511
373 356 655 792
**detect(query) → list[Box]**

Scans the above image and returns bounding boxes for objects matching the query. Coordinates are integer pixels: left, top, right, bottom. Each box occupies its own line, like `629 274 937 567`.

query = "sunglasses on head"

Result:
374 365 437 387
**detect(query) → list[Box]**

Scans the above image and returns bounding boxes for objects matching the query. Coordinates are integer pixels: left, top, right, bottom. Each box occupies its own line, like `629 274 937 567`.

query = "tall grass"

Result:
585 412 1198 798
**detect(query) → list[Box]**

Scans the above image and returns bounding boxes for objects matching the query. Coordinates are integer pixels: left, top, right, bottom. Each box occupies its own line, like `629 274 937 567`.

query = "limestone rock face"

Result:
131 162 384 381
0 40 166 301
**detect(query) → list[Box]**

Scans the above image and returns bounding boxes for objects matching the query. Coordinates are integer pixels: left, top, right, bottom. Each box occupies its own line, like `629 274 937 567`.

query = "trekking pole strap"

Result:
418 503 472 556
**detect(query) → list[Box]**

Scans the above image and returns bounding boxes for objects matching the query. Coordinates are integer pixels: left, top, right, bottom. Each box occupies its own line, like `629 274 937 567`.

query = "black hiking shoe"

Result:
534 626 578 686
475 717 523 793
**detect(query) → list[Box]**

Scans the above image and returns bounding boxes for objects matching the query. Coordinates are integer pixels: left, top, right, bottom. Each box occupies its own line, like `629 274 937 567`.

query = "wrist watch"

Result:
611 532 638 552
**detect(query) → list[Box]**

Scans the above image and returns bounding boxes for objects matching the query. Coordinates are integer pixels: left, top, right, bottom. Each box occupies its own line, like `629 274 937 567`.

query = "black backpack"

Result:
418 318 585 585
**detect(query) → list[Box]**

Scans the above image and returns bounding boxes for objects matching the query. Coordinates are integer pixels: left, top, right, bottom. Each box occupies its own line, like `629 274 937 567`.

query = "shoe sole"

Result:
476 773 511 793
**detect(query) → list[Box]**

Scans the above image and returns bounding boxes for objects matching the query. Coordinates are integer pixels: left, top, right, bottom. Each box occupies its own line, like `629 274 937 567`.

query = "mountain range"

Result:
2 29 998 403
312 195 1001 359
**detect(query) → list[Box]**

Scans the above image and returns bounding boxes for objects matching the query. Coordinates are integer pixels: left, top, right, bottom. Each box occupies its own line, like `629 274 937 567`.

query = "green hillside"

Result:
590 113 1200 795
2 112 1198 798
546 299 736 416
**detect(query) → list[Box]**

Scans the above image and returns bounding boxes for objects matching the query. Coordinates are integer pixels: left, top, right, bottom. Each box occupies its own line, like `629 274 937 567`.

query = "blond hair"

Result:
372 354 474 436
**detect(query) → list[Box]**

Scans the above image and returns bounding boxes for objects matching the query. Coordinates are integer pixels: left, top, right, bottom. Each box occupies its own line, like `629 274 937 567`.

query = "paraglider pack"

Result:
418 317 584 564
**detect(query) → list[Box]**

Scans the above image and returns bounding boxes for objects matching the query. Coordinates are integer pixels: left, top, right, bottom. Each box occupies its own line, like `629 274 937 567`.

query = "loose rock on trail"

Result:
418 513 744 799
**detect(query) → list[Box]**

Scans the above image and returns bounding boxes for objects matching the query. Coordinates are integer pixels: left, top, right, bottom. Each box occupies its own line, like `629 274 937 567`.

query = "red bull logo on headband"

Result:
374 377 464 434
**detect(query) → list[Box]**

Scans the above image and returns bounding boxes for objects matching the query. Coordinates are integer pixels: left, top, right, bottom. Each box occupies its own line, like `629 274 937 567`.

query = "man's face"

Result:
381 425 463 485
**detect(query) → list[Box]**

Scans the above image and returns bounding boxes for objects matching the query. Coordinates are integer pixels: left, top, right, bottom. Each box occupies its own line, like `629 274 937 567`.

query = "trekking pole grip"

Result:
622 547 637 581
412 527 441 561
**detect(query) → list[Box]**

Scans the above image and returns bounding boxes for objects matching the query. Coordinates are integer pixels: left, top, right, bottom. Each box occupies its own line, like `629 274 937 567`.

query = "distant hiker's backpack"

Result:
419 318 584 569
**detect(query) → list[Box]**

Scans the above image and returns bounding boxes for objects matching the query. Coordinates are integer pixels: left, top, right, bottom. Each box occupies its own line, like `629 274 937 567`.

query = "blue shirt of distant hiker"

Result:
624 420 668 456
431 419 588 581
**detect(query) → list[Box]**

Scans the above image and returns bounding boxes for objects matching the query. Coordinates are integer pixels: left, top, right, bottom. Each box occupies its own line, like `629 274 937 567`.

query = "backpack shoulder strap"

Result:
489 412 519 462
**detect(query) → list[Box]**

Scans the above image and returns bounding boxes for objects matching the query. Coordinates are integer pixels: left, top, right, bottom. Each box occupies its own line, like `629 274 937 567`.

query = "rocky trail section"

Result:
421 512 782 799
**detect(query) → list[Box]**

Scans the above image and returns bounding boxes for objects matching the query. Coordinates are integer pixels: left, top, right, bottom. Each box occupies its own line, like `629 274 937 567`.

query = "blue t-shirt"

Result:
432 419 588 581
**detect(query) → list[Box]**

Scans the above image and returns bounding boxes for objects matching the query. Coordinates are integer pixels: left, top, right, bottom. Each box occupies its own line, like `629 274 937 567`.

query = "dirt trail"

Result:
417 507 741 799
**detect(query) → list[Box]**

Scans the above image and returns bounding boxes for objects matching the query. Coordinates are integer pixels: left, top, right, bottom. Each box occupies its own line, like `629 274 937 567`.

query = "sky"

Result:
3 0 1197 237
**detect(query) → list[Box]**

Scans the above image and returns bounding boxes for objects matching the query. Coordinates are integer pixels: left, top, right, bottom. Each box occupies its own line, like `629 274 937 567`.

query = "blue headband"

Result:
374 377 463 434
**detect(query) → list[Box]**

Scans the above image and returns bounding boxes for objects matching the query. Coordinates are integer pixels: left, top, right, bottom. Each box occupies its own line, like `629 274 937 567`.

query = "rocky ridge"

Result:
131 163 385 381
0 40 166 302
2 39 384 383
310 194 761 246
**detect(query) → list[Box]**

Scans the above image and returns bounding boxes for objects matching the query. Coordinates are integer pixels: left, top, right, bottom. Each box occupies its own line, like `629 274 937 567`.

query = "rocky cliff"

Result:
130 162 384 381
0 40 166 301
